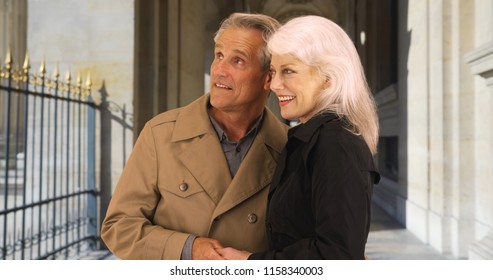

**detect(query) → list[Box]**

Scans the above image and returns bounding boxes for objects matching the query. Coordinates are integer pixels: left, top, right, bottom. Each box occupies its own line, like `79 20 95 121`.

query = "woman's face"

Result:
270 54 327 123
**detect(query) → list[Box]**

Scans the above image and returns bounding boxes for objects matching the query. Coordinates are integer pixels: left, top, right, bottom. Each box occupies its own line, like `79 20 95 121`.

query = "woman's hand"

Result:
216 247 252 260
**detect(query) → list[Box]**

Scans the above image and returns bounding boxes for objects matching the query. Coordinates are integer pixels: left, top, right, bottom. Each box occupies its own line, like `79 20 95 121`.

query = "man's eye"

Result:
215 53 224 59
234 58 244 65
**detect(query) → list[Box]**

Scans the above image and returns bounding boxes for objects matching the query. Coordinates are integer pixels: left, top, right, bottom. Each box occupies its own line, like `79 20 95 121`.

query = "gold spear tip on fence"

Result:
53 63 59 80
84 73 92 96
65 68 71 82
23 52 30 71
39 57 46 76
85 73 92 88
76 73 82 95
5 47 13 69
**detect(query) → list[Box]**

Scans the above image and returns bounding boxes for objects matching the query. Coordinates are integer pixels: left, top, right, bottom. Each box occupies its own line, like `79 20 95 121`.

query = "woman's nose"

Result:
270 74 283 91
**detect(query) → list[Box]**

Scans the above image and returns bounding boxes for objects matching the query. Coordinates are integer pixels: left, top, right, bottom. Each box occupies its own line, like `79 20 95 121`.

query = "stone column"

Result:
133 0 205 139
464 40 493 260
167 0 205 108
405 0 476 258
0 0 27 138
0 0 27 64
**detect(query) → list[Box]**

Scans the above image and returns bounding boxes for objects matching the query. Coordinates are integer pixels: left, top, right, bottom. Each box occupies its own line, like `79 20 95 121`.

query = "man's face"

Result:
209 27 270 114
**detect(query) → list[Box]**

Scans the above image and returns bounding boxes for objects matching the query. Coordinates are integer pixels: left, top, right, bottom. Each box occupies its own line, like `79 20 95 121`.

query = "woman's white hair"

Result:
268 15 379 154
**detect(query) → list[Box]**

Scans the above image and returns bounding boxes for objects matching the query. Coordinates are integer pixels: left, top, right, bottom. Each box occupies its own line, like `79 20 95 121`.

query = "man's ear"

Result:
263 71 272 90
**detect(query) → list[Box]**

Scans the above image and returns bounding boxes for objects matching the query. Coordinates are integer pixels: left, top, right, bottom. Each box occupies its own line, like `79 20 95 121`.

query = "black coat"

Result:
249 113 380 260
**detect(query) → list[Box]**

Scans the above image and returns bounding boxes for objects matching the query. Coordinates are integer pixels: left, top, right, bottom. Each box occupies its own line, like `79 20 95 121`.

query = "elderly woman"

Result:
217 15 380 260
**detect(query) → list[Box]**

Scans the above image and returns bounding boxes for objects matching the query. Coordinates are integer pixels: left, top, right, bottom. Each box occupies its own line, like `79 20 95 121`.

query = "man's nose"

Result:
212 60 228 77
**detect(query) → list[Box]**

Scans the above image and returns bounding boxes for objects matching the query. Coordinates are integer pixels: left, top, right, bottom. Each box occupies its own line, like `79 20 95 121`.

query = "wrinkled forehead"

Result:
215 27 264 58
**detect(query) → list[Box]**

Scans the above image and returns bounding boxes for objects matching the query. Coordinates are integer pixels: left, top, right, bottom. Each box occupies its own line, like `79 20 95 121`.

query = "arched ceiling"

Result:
207 0 355 39
258 0 338 23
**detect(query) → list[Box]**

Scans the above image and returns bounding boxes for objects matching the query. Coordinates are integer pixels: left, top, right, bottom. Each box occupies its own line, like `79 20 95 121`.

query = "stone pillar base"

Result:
469 231 493 259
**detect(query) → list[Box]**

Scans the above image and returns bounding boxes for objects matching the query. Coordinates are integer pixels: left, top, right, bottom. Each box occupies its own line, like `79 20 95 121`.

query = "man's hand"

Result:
192 237 225 260
216 247 252 260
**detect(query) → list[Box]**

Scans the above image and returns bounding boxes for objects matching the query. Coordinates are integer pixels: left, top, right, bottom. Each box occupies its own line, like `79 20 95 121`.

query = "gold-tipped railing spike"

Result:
39 57 46 78
85 73 92 96
53 63 60 82
85 73 92 88
5 47 13 71
76 73 82 95
65 68 71 83
23 51 30 72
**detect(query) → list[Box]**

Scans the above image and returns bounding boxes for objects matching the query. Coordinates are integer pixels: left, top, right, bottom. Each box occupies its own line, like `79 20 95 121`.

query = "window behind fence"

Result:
0 51 100 259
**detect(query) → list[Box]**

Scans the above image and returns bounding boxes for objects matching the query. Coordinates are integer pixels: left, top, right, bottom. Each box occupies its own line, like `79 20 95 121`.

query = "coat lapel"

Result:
171 95 287 218
212 109 287 218
172 95 232 205
179 133 232 204
212 135 277 217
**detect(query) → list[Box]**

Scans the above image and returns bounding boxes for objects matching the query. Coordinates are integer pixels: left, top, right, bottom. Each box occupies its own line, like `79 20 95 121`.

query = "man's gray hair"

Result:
214 13 281 71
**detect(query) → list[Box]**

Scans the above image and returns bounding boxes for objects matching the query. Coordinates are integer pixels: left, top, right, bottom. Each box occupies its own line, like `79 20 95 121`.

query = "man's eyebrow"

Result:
214 43 249 59
232 49 249 59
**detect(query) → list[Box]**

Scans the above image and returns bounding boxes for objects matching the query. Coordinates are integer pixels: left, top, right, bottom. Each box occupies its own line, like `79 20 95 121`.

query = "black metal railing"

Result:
0 51 100 259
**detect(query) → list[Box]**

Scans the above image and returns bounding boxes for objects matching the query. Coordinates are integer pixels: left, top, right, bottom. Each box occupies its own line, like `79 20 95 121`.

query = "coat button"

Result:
179 182 188 192
247 213 258 224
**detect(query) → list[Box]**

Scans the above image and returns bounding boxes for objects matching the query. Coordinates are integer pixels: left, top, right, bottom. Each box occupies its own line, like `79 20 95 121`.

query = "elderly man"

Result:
101 13 287 260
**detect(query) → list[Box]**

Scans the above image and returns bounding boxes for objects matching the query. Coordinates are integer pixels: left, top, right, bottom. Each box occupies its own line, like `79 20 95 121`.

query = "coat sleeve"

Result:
101 122 190 260
250 128 373 260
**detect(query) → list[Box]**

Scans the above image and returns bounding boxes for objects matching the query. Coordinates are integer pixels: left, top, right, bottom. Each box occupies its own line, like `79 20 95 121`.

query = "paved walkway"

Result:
366 204 457 260
83 203 457 260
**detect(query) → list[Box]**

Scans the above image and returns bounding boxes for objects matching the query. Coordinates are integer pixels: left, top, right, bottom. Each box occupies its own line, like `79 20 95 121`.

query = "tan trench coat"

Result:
101 94 288 259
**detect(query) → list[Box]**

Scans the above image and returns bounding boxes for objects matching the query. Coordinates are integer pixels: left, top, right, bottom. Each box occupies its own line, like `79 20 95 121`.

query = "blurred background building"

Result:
1 0 492 259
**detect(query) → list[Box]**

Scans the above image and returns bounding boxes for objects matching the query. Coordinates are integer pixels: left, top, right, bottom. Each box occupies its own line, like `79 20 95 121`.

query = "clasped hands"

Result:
192 237 251 260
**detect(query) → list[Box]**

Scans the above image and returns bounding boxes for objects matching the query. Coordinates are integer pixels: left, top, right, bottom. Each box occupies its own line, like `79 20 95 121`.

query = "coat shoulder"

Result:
148 107 181 128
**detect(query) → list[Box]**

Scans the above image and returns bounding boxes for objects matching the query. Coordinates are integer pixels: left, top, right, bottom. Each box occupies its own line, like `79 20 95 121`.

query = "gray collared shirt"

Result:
180 111 263 260
209 112 263 177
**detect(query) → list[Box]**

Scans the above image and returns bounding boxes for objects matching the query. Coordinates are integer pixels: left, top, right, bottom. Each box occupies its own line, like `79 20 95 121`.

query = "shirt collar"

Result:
209 111 264 144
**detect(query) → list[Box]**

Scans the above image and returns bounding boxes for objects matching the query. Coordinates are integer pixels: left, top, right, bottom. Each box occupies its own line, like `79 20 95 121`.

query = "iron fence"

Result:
0 50 100 259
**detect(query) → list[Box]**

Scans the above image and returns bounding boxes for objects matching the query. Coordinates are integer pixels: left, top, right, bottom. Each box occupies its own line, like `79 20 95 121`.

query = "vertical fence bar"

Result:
52 66 60 259
13 68 21 258
28 69 37 260
2 51 13 260
64 72 72 259
86 94 97 247
76 83 82 255
37 60 46 258
20 54 30 260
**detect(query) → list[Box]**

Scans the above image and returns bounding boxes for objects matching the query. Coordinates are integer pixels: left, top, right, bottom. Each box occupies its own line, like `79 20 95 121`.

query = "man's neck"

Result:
209 107 263 142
